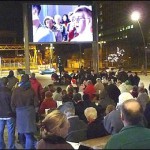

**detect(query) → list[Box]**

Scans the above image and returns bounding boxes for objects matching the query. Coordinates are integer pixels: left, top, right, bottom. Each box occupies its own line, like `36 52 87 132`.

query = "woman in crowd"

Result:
37 110 74 149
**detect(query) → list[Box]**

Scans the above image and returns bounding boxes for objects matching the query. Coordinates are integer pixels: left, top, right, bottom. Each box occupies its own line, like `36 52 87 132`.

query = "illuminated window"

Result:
131 25 133 28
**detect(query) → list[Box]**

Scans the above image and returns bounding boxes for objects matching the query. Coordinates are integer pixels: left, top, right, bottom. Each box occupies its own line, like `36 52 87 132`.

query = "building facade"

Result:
98 1 150 69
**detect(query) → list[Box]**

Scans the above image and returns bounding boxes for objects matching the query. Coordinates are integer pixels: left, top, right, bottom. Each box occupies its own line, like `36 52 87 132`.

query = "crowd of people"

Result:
32 4 93 43
1 66 150 149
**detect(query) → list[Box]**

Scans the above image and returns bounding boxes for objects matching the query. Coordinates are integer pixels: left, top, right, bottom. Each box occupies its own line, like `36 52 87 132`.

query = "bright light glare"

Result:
131 11 140 21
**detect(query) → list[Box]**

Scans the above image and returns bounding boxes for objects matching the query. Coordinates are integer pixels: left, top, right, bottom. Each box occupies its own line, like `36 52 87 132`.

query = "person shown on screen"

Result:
67 12 78 42
32 5 56 42
70 6 93 42
61 14 70 41
54 15 66 42
43 16 62 42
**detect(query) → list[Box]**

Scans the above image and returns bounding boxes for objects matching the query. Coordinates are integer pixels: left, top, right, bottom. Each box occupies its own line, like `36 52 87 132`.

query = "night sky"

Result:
0 1 23 42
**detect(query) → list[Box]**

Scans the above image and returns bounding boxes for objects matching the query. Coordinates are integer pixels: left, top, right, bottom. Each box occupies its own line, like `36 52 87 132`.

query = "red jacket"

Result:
30 78 43 101
39 98 57 114
84 84 96 101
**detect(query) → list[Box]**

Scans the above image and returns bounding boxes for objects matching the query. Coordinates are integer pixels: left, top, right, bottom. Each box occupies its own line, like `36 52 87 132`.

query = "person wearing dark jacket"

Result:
0 77 16 149
132 72 140 86
117 68 128 83
11 74 39 149
84 107 108 139
7 70 19 91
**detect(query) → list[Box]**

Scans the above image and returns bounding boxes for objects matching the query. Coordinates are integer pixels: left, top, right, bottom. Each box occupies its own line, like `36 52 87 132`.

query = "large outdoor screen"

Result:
30 4 93 43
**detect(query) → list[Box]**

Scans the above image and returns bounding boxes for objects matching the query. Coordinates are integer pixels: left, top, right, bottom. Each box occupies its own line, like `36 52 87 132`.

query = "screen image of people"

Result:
31 4 93 43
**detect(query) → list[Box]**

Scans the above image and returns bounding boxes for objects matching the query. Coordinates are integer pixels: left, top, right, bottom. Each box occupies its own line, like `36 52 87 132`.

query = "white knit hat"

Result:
117 92 133 106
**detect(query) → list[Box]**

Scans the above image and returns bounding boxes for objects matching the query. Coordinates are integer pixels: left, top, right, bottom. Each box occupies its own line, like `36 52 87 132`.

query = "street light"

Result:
131 11 147 75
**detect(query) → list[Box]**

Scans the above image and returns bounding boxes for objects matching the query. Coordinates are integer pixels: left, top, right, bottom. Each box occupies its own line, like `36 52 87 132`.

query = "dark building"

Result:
98 1 150 69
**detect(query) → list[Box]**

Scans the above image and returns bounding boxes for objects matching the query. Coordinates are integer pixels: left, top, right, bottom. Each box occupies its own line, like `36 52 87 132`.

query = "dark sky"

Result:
0 1 23 42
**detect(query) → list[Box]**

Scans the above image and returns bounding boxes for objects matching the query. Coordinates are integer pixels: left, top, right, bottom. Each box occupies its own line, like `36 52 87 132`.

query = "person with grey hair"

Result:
94 78 104 96
84 107 108 139
59 102 87 143
105 99 150 149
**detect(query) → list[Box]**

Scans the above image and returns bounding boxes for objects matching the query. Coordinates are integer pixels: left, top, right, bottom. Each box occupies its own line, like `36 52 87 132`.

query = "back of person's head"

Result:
64 107 75 118
117 92 133 107
73 93 82 103
83 93 90 101
96 78 102 83
71 78 76 85
8 70 14 77
45 91 53 99
84 107 97 122
30 72 36 79
121 99 143 126
132 85 138 91
105 104 116 115
0 77 8 87
58 101 74 114
138 82 144 88
62 89 67 95
21 74 29 83
41 110 69 138
56 87 62 93
87 80 92 85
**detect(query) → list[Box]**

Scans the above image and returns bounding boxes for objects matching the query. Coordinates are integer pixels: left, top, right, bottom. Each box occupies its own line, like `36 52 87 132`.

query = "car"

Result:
39 68 56 75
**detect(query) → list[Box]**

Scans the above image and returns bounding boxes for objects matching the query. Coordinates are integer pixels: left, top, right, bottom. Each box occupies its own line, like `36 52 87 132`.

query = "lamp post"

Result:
49 43 54 68
131 11 147 75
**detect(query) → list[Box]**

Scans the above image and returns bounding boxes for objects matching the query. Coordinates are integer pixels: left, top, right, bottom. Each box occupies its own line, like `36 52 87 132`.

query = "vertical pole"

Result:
23 3 30 74
79 44 81 68
138 21 147 75
92 1 99 73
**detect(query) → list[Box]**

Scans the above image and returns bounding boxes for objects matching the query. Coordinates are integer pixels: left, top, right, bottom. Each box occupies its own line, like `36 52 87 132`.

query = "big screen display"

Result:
30 4 93 43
